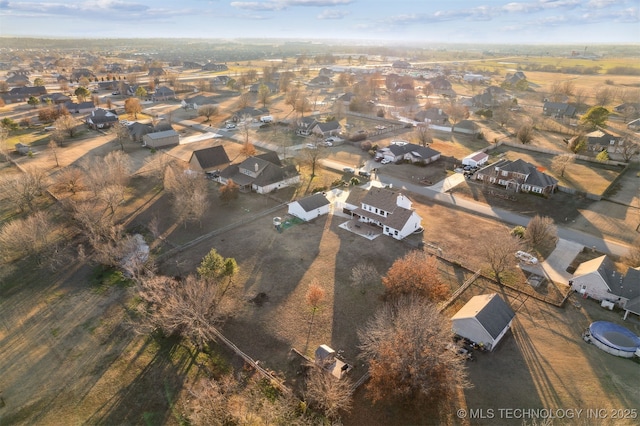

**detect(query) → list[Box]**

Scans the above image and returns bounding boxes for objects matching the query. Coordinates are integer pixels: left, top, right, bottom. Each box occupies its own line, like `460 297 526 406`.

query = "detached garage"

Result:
288 193 330 221
452 293 515 351
143 129 179 149
462 151 489 168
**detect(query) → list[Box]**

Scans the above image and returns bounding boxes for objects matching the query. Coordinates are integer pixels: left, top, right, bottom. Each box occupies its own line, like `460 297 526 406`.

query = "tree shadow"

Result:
85 334 195 426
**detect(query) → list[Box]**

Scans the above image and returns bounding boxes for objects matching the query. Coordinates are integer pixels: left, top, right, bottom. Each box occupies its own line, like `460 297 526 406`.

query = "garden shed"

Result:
288 192 330 221
451 293 515 351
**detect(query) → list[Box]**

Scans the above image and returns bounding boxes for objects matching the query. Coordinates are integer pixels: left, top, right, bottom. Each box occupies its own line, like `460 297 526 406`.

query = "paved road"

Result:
367 172 631 258
164 113 631 266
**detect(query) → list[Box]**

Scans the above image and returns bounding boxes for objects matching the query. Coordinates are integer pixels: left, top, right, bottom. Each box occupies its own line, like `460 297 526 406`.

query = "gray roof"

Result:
543 102 576 117
452 294 515 339
296 193 330 212
499 159 558 188
146 129 179 139
617 267 640 301
386 142 440 160
191 146 230 170
315 120 340 133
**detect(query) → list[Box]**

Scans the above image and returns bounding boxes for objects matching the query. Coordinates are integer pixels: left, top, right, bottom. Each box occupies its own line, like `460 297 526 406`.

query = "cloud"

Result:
317 9 348 19
231 0 352 11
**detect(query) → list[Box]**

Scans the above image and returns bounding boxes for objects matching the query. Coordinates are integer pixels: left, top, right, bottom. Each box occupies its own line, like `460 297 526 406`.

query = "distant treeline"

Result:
606 66 640 76
521 64 602 75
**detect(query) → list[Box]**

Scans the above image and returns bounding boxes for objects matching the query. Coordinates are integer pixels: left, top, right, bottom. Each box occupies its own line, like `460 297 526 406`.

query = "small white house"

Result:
288 192 331 221
452 293 515 351
462 151 489 168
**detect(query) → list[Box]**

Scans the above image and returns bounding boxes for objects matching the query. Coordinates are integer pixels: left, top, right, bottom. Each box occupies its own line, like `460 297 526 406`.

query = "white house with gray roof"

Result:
570 255 640 316
376 142 441 165
350 187 422 240
288 192 331 221
452 293 515 351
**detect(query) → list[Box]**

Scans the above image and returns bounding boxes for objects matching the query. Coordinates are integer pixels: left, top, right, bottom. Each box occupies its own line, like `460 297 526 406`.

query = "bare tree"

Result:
350 261 380 294
0 126 9 161
444 100 468 132
257 83 271 108
414 124 433 147
0 166 48 212
135 274 224 351
551 154 574 177
305 367 354 421
238 113 252 144
197 104 219 122
617 136 640 162
80 151 132 196
382 250 449 302
299 142 326 178
164 163 209 227
112 122 131 151
54 114 79 139
0 211 56 263
595 86 615 107
516 123 534 144
525 215 557 251
358 296 471 404
493 101 513 129
184 375 235 425
480 230 523 285
142 151 175 186
237 92 251 109
53 166 84 194
48 140 60 167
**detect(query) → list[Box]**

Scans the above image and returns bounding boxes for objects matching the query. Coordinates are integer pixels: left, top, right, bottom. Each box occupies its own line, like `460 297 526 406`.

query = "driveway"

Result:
540 239 584 285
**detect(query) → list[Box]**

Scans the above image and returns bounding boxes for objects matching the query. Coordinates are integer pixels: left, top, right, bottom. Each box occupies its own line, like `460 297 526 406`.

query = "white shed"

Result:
288 192 331 221
462 151 489 168
452 293 515 351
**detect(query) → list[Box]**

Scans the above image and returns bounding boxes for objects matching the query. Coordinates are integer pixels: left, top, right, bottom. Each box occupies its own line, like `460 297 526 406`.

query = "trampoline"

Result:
585 321 640 358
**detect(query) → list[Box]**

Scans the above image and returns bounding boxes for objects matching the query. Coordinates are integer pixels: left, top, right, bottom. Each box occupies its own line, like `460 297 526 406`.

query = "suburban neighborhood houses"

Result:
1 38 639 426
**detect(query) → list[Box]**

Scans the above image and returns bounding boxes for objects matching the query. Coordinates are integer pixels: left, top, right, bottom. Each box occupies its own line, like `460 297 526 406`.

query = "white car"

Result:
306 143 317 149
380 158 391 165
515 251 538 264
342 167 355 173
322 141 333 147
225 122 236 129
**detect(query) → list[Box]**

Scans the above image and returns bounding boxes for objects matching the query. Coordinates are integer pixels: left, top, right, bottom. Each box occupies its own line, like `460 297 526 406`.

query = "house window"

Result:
501 171 508 177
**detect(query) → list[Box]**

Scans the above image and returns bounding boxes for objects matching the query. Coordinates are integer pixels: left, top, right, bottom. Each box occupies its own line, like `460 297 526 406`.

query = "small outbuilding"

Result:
451 293 515 351
462 151 489 168
287 192 331 221
142 129 179 149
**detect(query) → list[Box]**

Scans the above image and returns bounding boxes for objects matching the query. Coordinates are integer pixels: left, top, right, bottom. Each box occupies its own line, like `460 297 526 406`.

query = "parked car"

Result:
381 158 391 165
515 251 538 264
306 143 317 149
225 122 236 129
321 141 333 147
358 170 371 178
343 167 355 173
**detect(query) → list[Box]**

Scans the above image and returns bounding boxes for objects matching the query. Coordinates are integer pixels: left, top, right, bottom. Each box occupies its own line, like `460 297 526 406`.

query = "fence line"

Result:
438 269 481 312
211 327 292 396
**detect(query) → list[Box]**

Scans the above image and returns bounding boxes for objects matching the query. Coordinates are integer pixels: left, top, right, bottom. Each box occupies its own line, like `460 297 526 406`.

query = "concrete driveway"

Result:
540 239 584 286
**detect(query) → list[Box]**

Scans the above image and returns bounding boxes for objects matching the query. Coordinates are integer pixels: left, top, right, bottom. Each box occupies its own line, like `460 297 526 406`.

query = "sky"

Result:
0 0 638 44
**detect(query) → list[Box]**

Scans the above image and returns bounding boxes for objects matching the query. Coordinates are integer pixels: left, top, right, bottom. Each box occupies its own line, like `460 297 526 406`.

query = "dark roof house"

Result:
475 158 558 196
189 145 230 173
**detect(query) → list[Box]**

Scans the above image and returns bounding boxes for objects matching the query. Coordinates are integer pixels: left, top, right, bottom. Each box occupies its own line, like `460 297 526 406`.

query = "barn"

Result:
451 293 515 351
287 192 330 221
